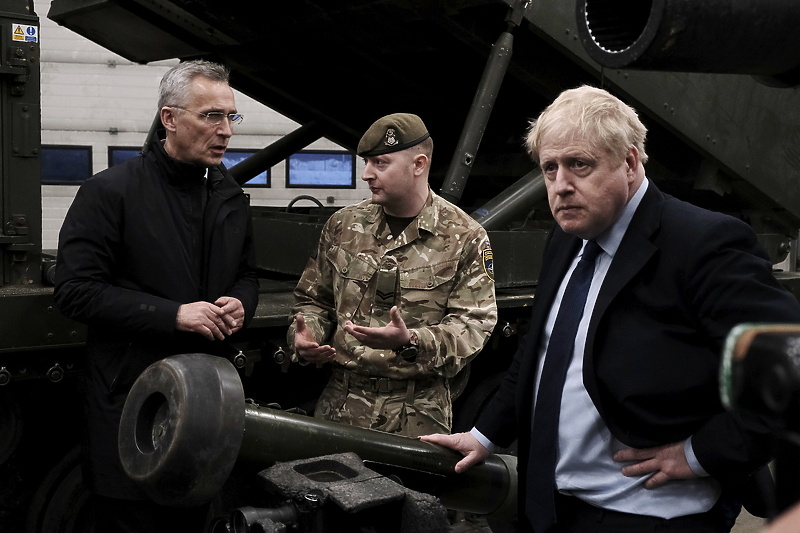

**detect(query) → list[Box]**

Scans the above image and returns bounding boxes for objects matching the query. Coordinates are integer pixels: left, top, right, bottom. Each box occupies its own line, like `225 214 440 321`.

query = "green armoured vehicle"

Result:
2 0 800 530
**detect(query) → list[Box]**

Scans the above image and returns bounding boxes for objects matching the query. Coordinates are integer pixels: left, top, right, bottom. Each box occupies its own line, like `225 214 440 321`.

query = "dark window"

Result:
41 145 92 184
287 151 355 188
108 146 142 167
224 149 270 187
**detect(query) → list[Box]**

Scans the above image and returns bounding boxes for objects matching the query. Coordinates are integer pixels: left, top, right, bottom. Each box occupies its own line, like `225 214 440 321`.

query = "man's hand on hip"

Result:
614 441 698 489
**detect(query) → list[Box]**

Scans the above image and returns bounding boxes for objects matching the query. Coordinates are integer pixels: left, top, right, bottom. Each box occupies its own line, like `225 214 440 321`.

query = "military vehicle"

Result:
2 0 800 530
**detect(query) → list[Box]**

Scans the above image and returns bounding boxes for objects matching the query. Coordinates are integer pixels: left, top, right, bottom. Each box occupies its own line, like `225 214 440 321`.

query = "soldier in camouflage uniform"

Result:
288 113 497 437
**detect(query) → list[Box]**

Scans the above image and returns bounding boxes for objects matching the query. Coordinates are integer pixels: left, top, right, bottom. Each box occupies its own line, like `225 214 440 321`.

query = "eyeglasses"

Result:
170 106 244 126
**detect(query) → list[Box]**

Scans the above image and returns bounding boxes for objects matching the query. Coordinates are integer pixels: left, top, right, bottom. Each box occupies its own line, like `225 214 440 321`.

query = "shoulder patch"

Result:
482 248 494 282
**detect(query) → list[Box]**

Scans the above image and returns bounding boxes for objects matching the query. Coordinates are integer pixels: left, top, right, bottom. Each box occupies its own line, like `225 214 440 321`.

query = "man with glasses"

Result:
54 59 258 532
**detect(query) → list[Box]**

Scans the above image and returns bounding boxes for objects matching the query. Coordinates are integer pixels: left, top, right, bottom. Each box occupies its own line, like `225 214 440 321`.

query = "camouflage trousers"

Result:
314 367 452 437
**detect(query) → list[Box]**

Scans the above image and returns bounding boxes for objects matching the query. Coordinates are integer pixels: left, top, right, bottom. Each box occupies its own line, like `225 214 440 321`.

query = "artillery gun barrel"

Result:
576 0 800 85
119 354 517 517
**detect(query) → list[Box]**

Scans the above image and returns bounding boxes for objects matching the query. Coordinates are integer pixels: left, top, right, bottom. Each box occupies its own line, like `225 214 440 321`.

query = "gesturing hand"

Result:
293 313 336 364
344 306 410 349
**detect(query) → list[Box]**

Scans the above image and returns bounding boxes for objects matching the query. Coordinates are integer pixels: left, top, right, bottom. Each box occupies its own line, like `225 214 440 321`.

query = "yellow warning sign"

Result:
12 24 38 43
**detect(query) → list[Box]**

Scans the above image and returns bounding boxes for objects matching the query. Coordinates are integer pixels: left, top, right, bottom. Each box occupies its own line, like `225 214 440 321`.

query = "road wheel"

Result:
26 446 94 533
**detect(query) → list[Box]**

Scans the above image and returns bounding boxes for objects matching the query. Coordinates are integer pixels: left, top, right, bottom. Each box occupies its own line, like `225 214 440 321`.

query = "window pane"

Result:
287 152 355 188
109 147 142 167
224 150 270 187
41 146 92 184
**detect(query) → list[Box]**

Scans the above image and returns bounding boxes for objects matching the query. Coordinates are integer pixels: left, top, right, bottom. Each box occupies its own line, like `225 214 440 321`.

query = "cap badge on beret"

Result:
357 112 430 157
384 128 398 147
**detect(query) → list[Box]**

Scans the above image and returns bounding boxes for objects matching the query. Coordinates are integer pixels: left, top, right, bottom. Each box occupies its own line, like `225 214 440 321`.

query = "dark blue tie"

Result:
527 240 602 532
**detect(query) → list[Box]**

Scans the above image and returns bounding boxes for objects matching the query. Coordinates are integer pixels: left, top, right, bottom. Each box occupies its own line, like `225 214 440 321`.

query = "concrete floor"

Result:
734 510 766 533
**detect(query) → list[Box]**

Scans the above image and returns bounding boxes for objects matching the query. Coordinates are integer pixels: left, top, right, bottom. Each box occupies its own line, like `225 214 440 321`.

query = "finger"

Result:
295 314 306 330
613 448 654 463
418 434 452 447
218 310 236 329
644 471 669 489
418 434 442 443
305 345 333 357
389 305 405 327
295 339 320 350
455 449 489 473
345 326 368 342
217 316 233 336
621 459 658 478
299 345 334 361
203 310 230 337
208 321 227 340
455 456 472 474
195 322 218 341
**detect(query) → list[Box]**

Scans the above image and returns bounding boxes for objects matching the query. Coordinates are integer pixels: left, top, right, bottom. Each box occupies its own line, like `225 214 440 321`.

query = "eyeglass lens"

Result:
204 112 243 125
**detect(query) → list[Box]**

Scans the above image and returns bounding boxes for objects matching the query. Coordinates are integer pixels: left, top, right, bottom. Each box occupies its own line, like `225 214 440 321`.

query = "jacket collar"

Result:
536 181 665 337
149 138 206 185
365 188 441 240
148 138 242 201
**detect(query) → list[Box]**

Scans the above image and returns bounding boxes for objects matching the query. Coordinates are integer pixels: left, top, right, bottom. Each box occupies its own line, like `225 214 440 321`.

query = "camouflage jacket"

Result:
288 190 497 380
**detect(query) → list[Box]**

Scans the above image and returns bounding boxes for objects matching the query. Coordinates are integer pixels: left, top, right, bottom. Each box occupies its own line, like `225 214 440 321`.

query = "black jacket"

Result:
476 184 800 526
54 139 259 498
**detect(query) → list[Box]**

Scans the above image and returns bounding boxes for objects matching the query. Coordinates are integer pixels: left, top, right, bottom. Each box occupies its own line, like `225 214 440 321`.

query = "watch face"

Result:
399 345 418 362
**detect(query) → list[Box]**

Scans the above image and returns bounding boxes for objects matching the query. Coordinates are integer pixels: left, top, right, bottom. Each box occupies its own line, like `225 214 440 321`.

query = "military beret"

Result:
357 113 431 157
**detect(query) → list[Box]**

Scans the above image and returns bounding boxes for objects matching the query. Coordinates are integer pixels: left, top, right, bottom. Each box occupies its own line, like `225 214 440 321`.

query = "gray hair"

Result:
525 85 648 165
157 59 230 110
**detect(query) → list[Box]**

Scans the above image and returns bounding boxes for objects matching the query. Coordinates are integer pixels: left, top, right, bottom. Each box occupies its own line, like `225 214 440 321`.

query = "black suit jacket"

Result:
476 182 800 519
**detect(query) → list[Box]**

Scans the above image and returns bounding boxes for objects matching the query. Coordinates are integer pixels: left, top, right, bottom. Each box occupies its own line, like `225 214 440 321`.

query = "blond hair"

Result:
525 85 648 165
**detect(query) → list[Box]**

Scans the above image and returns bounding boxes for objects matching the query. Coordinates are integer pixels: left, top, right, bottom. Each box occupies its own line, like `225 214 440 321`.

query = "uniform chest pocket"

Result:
400 258 458 290
326 245 377 281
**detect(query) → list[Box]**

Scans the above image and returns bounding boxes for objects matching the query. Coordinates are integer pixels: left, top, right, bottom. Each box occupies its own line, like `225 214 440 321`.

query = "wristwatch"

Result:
394 331 419 362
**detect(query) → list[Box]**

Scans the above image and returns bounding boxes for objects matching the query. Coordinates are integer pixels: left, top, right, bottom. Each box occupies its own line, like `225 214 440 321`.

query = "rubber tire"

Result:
118 353 245 506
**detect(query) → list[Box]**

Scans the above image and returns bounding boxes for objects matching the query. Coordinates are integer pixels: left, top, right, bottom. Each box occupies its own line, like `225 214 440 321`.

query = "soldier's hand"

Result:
419 432 490 473
344 306 410 349
215 296 245 334
614 441 697 488
176 301 231 341
293 313 336 364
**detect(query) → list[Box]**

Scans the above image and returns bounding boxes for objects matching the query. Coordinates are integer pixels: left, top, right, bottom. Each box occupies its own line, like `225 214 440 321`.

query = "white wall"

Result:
36 0 367 250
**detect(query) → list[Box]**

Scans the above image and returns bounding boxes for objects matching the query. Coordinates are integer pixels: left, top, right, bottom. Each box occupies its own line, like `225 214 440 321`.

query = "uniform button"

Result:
427 280 434 287
342 267 348 273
